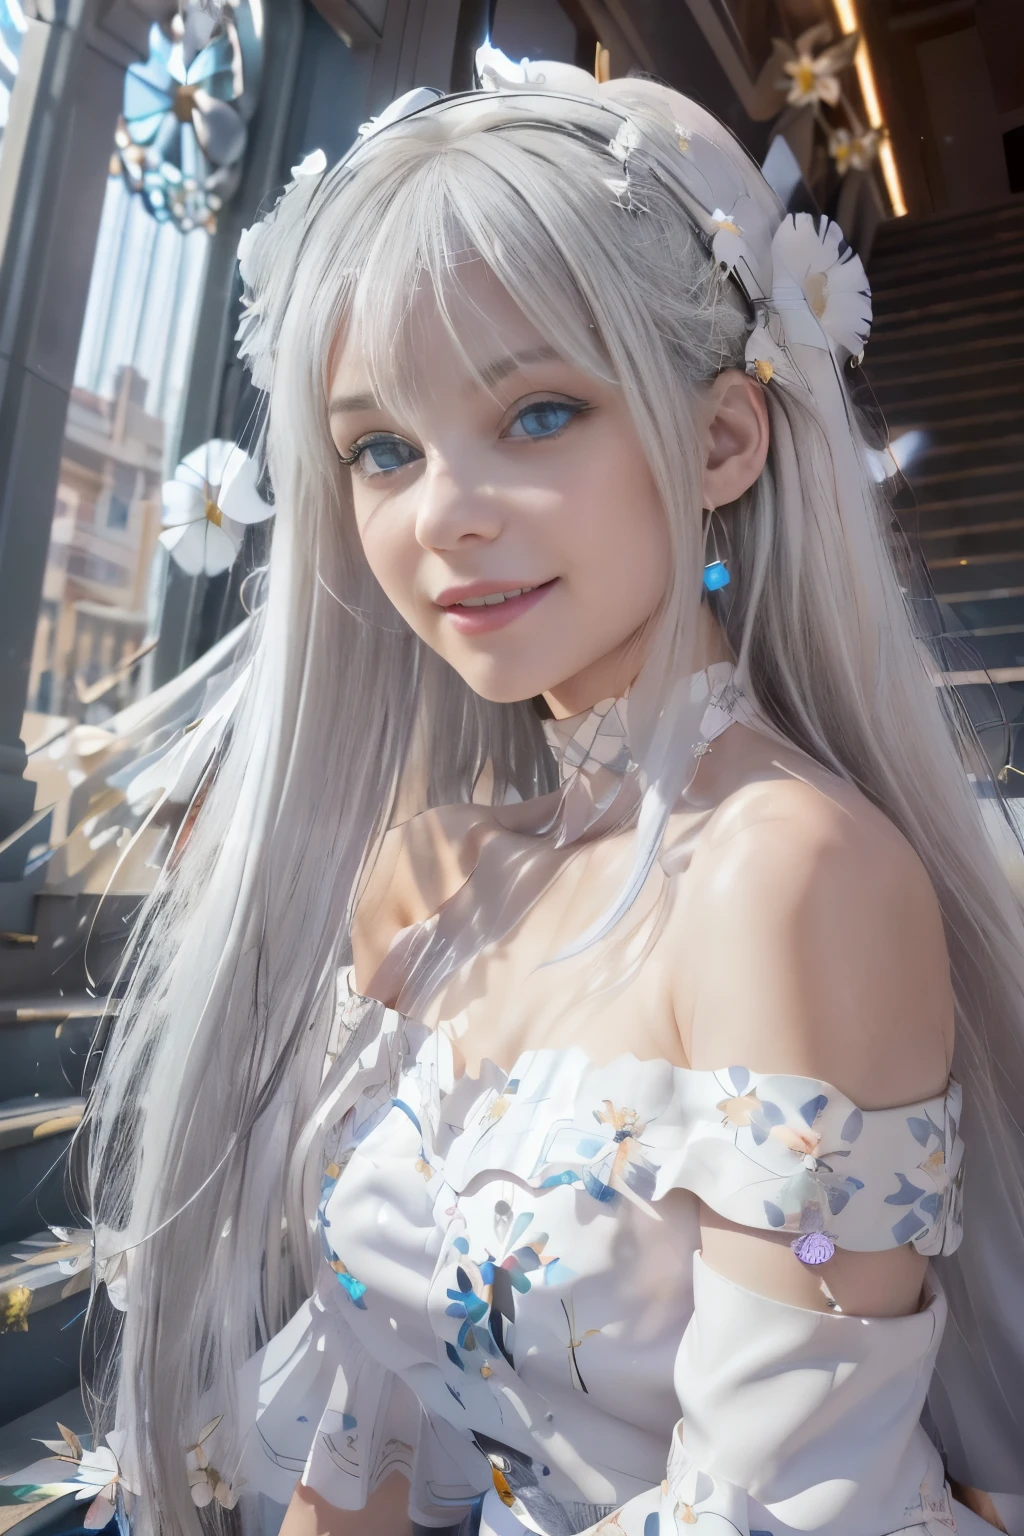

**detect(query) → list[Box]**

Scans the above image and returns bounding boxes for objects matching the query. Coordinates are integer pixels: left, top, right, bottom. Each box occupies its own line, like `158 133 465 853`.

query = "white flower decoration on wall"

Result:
160 439 272 577
776 24 859 109
828 126 880 175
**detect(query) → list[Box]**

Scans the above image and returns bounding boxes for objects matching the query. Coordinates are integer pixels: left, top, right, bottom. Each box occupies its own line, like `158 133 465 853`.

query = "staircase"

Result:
866 197 1024 781
0 899 131 1532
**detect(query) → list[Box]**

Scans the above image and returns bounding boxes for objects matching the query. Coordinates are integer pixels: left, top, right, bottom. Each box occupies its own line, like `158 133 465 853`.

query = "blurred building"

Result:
29 367 163 721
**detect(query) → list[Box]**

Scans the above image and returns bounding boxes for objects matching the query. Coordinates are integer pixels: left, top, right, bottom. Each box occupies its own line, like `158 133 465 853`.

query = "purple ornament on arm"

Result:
791 1231 836 1265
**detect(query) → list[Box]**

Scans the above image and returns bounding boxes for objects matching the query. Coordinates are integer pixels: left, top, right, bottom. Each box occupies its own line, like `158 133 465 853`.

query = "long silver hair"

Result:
83 70 1024 1532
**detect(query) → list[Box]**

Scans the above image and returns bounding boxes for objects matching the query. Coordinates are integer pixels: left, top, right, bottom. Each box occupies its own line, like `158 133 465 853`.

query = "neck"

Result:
542 603 732 720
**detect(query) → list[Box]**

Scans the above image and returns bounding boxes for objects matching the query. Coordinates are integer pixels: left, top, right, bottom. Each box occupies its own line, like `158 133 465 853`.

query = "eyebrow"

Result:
328 391 378 416
478 344 562 387
327 344 564 417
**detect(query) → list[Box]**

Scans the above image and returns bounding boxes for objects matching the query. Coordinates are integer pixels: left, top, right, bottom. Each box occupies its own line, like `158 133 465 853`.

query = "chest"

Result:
318 1050 701 1445
410 820 709 1079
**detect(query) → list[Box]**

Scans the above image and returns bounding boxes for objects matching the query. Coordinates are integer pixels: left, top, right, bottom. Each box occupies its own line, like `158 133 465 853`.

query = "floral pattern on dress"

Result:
537 1100 658 1209
318 1158 369 1307
712 1069 869 1241
432 1045 963 1257
443 1203 572 1373
885 1100 965 1253
239 981 967 1536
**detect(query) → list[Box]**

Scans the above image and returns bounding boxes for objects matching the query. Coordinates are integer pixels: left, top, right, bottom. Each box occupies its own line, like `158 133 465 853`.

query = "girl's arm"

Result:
280 1470 413 1536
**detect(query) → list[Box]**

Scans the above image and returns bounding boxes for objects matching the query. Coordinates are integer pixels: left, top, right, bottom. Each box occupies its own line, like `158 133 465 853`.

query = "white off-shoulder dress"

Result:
236 978 980 1536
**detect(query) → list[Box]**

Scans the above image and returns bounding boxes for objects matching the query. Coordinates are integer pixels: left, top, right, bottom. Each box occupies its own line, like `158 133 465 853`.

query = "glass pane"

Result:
26 169 209 732
0 0 26 156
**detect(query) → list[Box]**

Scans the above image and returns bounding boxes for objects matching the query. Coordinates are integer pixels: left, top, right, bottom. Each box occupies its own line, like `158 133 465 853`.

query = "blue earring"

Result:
703 560 730 592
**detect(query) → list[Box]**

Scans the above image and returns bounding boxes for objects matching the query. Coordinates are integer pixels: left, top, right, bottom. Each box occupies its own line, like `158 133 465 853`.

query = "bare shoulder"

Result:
351 803 497 992
676 768 954 1108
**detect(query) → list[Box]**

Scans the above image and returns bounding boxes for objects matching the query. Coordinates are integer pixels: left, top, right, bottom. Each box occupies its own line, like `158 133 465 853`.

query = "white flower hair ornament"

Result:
233 45 874 512
740 213 872 389
236 149 330 393
160 439 272 577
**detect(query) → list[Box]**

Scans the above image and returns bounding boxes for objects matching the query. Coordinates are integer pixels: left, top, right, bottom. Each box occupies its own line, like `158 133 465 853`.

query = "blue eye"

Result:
342 435 422 477
506 401 585 440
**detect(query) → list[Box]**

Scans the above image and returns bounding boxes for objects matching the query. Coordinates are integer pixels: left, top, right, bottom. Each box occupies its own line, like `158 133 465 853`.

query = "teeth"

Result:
456 586 537 608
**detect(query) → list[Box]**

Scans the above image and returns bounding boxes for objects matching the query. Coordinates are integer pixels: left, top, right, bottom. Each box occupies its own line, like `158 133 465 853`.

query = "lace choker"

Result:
542 662 747 787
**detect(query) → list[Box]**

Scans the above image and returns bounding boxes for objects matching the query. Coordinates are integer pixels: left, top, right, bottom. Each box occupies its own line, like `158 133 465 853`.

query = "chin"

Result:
448 659 560 707
463 676 550 706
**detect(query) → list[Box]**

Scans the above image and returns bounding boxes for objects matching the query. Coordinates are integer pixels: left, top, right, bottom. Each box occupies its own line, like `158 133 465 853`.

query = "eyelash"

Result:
338 397 592 480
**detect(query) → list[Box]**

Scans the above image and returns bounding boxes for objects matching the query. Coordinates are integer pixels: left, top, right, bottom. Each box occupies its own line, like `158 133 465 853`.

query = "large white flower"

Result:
160 439 272 577
772 213 871 360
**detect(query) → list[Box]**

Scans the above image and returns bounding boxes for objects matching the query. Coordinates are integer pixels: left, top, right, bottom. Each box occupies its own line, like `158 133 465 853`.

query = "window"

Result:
106 463 137 530
27 172 209 726
0 0 25 154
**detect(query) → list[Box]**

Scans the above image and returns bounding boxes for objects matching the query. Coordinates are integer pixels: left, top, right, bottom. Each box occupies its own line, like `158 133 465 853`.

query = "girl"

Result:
84 46 1024 1536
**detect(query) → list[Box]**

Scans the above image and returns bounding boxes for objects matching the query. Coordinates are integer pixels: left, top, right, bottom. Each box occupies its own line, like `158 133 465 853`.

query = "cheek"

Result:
352 494 419 606
566 431 672 607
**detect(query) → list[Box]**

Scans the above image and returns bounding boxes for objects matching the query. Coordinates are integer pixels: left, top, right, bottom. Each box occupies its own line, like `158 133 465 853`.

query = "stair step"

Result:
903 467 1024 501
0 1019 94 1105
945 594 1024 631
948 631 1024 671
0 1101 84 1156
913 513 1024 540
901 488 1024 520
868 236 1024 288
872 198 1024 253
930 546 1024 571
0 996 106 1026
868 284 1023 332
897 435 1024 473
0 1388 86 1478
0 1101 84 1248
0 1289 86 1430
871 260 1024 314
869 360 1023 407
878 398 1024 433
934 574 1024 603
871 224 1024 269
0 1387 85 1527
0 893 135 1007
869 329 1024 368
0 1230 90 1333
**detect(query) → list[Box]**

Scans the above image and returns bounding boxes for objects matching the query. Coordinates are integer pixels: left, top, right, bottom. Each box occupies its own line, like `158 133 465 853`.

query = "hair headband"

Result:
237 45 872 442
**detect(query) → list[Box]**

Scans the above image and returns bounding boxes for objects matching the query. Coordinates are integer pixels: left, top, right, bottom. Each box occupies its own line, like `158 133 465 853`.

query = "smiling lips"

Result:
438 577 558 634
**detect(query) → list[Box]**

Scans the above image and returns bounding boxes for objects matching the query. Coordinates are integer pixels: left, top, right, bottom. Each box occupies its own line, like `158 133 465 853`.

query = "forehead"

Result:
329 258 556 403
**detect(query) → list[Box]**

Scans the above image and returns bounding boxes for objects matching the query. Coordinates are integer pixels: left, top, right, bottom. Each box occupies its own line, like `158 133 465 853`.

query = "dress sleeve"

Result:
649 1068 965 1259
655 1254 962 1536
595 1073 970 1536
474 1062 971 1536
652 1072 966 1536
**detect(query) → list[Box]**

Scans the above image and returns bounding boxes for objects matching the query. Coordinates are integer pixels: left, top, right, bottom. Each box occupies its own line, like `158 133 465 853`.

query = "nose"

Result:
413 455 504 551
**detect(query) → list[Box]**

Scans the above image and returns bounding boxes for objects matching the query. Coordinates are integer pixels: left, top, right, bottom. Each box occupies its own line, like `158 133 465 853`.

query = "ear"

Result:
701 370 770 511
